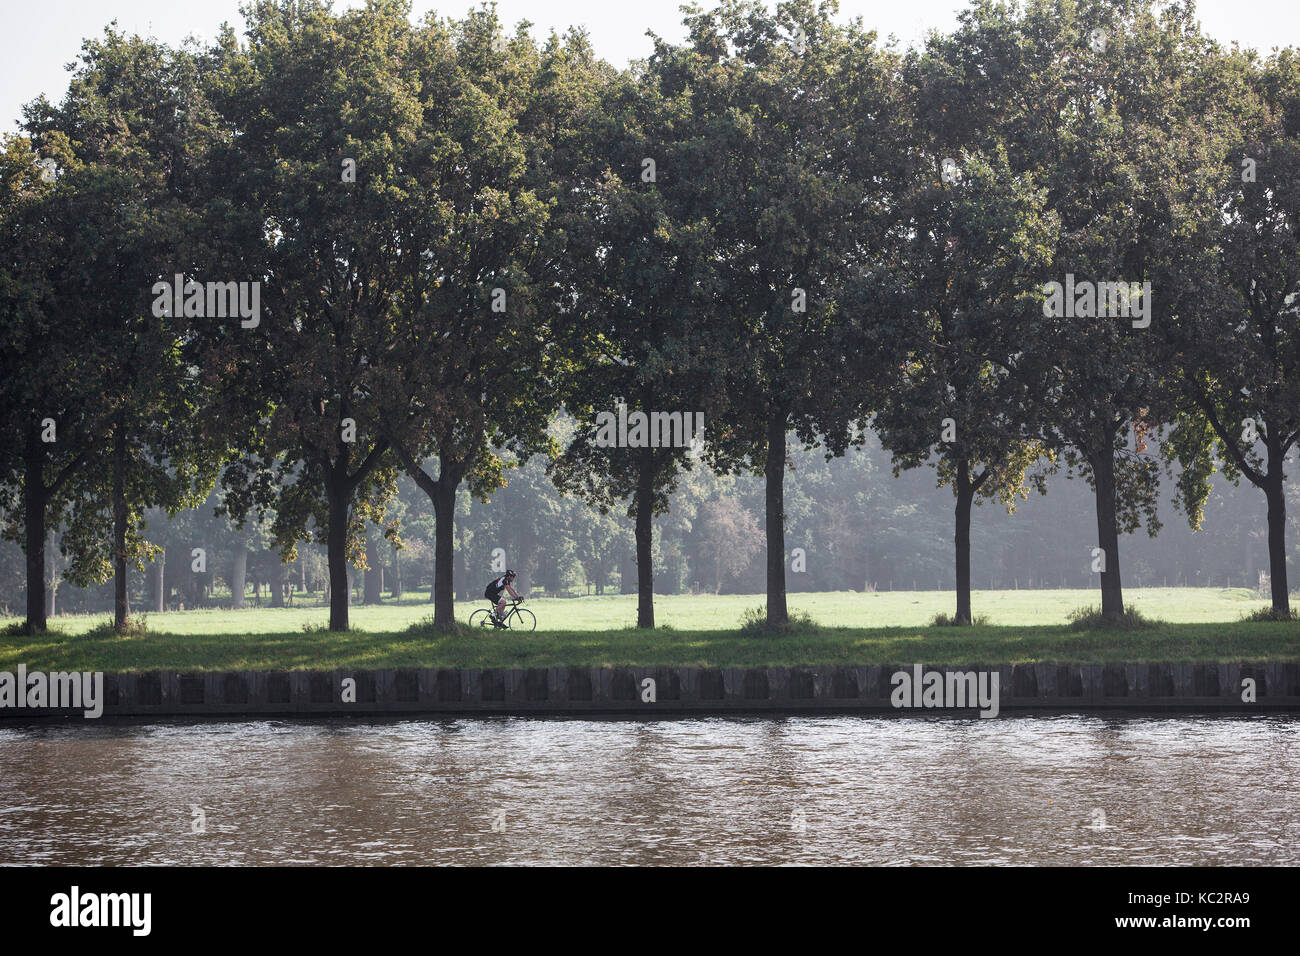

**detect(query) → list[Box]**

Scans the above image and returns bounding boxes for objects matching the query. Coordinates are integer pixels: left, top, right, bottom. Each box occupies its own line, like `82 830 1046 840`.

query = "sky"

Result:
4 0 1300 131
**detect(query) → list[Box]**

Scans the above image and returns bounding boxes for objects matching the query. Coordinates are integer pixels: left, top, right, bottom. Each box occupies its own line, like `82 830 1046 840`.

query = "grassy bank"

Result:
2 588 1295 672
2 621 1298 673
1 585 1282 635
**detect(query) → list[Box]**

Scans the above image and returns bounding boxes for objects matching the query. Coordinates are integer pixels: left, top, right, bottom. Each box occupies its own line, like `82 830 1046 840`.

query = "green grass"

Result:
0 588 1296 672
6 585 1279 635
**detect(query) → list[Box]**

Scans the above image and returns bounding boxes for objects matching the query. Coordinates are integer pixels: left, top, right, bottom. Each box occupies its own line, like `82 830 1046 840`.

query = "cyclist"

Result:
484 570 523 627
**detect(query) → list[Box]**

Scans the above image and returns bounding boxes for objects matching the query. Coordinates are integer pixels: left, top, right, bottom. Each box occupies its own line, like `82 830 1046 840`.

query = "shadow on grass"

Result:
1 620 1298 672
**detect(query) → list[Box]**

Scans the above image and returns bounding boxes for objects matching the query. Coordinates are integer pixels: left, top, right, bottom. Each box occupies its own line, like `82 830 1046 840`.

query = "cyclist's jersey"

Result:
485 576 509 600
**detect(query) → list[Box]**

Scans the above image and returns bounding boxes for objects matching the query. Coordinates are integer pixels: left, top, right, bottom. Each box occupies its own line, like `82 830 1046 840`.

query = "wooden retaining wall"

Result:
3 661 1298 718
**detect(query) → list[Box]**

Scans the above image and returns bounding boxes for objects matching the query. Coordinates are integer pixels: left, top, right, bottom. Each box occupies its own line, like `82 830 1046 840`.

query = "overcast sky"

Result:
4 0 1299 132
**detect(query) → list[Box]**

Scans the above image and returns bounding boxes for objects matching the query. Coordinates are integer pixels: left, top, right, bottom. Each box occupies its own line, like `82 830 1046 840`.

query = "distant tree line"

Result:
2 0 1298 633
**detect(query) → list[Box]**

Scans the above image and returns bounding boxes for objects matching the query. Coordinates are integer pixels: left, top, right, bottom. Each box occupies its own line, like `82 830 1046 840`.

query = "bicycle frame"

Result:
491 600 524 622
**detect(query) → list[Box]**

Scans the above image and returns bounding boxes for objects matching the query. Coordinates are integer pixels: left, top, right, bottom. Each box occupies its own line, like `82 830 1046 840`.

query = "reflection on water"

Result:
1 715 1297 865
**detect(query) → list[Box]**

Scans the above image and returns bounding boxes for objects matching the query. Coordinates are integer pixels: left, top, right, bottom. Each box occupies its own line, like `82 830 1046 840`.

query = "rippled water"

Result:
1 715 1297 865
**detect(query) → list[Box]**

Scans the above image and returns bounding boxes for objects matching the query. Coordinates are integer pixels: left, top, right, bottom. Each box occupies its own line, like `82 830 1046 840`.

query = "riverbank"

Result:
1 660 1297 719
3 620 1299 674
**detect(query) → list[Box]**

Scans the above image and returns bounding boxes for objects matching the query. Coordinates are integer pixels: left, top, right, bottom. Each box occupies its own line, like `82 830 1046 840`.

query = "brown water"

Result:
1 715 1297 865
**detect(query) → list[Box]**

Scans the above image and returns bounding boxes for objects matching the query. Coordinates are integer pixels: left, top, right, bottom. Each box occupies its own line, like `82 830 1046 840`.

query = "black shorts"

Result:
485 586 504 602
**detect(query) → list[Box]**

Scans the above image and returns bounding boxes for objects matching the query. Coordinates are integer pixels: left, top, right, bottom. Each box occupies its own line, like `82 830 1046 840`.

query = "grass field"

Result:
3 585 1281 635
2 587 1297 672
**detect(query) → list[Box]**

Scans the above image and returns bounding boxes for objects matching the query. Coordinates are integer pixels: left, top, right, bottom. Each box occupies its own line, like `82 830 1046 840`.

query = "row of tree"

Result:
3 430 1294 617
2 0 1298 634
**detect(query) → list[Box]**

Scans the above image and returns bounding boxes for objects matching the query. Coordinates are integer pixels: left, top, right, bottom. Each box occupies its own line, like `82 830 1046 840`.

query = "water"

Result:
1 715 1297 865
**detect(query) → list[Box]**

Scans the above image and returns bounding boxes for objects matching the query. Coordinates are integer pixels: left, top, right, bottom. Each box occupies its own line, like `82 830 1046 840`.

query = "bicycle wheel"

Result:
510 608 536 632
469 608 495 629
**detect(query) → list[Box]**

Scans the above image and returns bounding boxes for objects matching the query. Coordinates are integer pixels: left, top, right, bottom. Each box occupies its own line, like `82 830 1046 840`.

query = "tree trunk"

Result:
634 447 655 628
270 558 286 608
230 545 248 609
326 479 350 631
113 417 130 632
954 458 975 625
45 534 58 619
621 553 637 594
1091 448 1124 620
155 551 165 613
392 548 403 599
431 475 457 629
363 534 382 604
459 548 472 602
387 442 463 628
764 405 789 625
23 428 48 632
1264 461 1290 615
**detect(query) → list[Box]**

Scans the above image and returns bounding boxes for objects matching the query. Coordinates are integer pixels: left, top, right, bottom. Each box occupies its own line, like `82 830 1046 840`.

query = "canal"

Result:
1 714 1296 865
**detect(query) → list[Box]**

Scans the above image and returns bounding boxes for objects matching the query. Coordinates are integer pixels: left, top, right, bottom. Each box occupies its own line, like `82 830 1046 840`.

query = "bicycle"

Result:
469 599 536 632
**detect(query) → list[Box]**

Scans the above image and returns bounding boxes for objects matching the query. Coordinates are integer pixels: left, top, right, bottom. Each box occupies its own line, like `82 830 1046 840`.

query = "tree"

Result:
549 50 723 628
699 495 762 593
1164 49 1300 617
670 0 904 624
206 0 433 630
567 491 632 594
979 0 1227 620
0 136 96 632
373 8 591 628
7 30 222 632
865 28 1058 624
